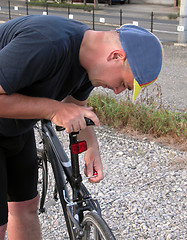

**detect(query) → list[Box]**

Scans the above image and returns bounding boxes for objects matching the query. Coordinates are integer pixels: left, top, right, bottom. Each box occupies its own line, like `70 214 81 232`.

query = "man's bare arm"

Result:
0 85 99 132
0 85 6 94
63 96 103 183
0 90 59 120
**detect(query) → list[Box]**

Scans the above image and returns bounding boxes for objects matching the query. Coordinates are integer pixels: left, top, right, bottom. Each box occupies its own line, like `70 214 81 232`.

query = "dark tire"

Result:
37 148 48 213
82 211 116 240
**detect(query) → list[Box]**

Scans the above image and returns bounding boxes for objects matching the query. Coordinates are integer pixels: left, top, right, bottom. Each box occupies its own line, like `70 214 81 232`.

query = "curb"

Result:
174 43 187 47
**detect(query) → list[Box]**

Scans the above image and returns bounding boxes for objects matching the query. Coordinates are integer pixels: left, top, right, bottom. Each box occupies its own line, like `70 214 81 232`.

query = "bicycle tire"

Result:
82 211 116 240
37 148 48 213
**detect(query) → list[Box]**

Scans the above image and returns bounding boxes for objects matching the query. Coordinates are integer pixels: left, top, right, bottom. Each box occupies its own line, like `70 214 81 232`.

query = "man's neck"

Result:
79 30 108 68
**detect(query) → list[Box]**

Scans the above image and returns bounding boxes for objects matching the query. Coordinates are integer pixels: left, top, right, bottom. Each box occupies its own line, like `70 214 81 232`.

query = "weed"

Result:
87 92 187 142
30 0 95 11
168 13 178 19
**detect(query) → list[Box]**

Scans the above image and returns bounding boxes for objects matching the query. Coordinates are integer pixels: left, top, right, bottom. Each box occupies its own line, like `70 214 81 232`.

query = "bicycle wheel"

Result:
82 211 116 240
35 127 71 239
37 150 71 239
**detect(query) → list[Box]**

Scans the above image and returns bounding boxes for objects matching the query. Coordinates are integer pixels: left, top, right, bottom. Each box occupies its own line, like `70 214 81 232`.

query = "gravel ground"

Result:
36 126 186 240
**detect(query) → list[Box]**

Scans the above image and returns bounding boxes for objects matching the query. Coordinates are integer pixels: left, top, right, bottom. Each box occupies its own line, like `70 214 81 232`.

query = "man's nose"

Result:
113 86 126 95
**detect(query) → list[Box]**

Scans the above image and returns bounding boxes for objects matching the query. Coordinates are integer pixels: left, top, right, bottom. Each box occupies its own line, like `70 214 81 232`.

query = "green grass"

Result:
168 13 178 20
29 0 96 11
87 93 187 142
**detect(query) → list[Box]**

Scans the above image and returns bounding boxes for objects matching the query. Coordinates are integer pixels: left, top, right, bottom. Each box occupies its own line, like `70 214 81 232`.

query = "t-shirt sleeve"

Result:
0 29 56 94
72 75 94 101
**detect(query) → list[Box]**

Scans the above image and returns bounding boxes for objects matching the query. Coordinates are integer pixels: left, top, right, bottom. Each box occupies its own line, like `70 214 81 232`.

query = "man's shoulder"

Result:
26 15 90 41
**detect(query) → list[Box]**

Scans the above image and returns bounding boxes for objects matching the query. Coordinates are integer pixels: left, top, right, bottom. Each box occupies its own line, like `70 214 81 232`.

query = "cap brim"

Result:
133 79 142 102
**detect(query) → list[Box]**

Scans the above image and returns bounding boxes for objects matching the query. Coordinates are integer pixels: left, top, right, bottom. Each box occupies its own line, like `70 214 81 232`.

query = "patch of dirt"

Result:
120 127 187 152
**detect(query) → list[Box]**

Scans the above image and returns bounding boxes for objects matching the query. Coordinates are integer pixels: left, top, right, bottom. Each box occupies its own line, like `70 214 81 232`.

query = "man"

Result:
0 15 163 239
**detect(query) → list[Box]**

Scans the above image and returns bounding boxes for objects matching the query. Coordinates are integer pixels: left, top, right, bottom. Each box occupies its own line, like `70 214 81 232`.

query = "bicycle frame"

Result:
38 119 101 239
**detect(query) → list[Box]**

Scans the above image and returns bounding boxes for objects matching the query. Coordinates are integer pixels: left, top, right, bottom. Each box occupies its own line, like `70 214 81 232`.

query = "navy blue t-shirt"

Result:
0 15 94 136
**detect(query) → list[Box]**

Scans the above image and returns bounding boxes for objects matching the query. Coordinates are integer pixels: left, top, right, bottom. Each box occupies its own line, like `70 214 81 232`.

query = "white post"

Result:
178 0 187 43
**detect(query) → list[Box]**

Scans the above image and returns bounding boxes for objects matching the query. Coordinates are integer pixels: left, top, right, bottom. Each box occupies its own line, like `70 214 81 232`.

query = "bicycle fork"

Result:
64 131 101 239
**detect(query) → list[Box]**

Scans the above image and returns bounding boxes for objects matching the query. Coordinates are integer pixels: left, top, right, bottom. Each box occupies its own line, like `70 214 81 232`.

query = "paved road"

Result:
0 1 180 42
156 43 187 112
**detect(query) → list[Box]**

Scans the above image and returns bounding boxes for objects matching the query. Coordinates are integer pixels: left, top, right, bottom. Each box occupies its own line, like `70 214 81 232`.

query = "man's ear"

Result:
107 49 126 61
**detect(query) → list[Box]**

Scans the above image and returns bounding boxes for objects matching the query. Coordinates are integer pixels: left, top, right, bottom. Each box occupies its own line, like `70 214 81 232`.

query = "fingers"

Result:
65 109 100 133
51 102 100 133
84 163 104 183
65 126 73 134
84 109 100 127
65 119 86 133
67 121 82 133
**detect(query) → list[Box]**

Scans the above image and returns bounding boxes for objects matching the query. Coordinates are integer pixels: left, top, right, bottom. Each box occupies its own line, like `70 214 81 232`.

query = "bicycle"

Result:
35 118 116 240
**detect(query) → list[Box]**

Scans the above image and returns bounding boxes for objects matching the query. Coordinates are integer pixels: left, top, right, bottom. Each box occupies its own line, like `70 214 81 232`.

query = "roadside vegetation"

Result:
87 88 187 150
29 0 96 11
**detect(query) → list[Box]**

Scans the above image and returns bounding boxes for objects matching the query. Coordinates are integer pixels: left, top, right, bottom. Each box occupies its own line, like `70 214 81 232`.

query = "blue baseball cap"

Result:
117 25 163 102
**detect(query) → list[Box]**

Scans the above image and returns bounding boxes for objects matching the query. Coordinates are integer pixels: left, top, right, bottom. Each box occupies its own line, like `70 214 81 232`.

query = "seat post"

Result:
69 132 82 189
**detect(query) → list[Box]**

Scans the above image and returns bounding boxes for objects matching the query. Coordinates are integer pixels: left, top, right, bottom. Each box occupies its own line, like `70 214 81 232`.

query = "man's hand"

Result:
50 102 99 133
84 146 104 183
59 96 104 183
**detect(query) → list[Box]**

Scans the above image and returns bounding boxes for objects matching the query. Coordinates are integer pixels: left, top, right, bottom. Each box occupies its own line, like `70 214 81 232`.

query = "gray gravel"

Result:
36 126 186 240
93 127 186 240
5 122 186 240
